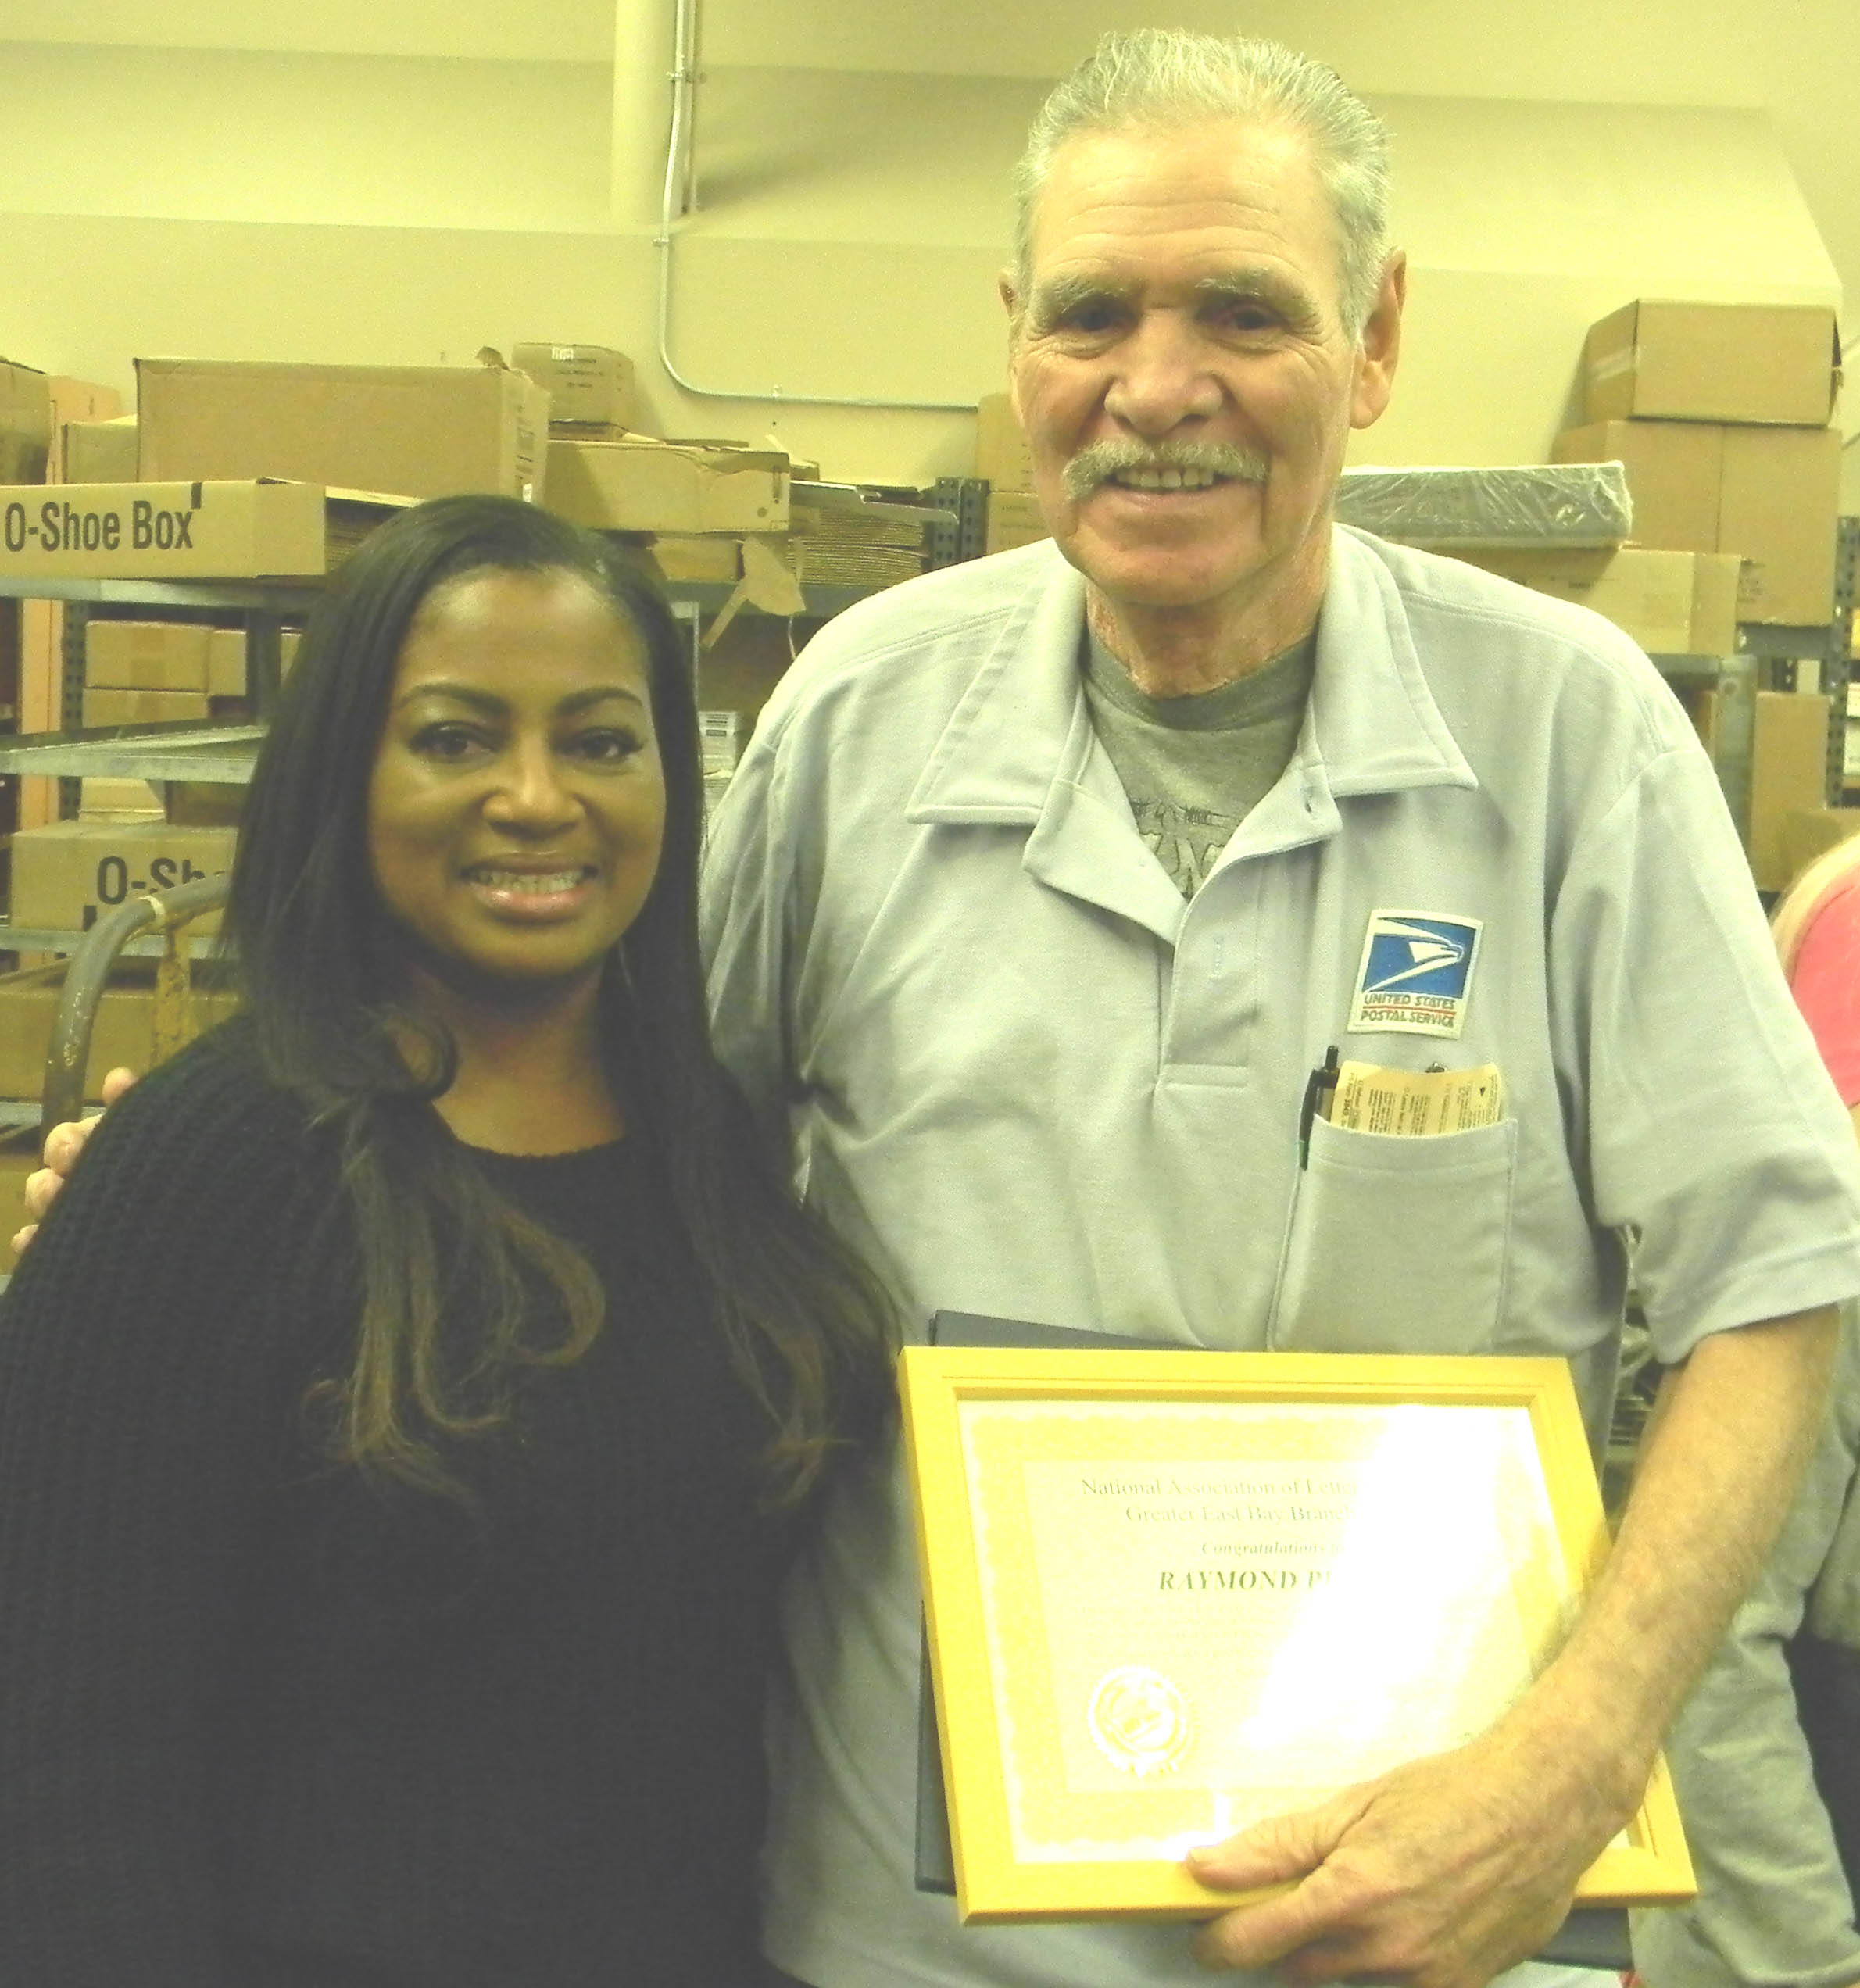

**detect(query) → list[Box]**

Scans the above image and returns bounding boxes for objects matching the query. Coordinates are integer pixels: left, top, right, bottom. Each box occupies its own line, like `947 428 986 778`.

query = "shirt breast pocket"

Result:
1267 1114 1518 1356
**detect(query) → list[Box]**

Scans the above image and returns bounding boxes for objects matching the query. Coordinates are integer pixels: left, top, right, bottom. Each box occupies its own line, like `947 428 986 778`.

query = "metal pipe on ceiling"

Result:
652 0 975 413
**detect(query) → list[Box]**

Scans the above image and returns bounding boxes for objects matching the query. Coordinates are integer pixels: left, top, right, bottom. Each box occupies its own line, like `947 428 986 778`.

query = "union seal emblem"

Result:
1086 1665 1193 1775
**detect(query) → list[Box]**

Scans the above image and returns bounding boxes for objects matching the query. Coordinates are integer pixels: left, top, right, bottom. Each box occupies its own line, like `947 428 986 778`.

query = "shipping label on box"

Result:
0 479 405 578
8 821 236 934
1581 300 1840 427
976 393 1036 492
86 619 213 691
545 438 788 534
0 357 52 484
137 357 550 502
512 344 634 429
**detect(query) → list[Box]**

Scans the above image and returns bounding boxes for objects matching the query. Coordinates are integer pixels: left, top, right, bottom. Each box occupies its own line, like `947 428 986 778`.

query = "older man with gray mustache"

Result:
703 26 1860 1988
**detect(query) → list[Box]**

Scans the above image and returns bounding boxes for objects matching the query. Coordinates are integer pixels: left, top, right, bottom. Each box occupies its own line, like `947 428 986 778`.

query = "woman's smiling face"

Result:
365 565 666 1010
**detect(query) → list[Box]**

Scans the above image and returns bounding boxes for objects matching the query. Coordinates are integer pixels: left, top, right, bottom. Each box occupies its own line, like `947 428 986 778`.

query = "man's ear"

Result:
1350 250 1406 431
1000 270 1027 427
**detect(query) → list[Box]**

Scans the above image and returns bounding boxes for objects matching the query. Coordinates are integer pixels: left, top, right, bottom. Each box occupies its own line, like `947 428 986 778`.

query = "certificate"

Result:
900 1343 1694 1923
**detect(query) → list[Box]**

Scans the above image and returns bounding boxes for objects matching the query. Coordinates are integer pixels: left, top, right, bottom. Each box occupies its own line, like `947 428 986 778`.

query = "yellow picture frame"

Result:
900 1343 1694 1924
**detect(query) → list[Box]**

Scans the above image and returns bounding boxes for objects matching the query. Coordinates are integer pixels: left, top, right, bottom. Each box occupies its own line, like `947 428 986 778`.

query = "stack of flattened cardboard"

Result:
788 485 928 588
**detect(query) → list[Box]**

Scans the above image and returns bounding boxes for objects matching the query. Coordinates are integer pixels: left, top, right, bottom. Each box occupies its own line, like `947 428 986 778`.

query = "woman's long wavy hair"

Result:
226 494 892 1507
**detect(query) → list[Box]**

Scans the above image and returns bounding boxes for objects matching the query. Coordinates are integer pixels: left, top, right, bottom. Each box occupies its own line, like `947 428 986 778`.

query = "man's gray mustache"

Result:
1061 442 1269 503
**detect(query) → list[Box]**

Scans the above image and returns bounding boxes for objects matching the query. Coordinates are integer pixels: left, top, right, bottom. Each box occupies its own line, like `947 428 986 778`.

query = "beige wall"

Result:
0 1 1854 491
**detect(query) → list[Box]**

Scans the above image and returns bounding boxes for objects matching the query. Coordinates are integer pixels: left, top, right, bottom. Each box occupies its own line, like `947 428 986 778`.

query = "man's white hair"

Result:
1010 30 1393 340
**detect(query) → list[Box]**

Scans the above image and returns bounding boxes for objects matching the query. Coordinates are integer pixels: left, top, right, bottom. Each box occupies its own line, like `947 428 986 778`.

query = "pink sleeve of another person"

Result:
1788 873 1860 1107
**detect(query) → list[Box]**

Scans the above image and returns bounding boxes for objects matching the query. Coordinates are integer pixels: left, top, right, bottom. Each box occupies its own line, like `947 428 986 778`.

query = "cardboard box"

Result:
1719 427 1840 624
166 781 245 828
985 491 1049 556
976 393 1035 492
0 358 52 484
0 480 406 580
0 964 240 1105
137 358 550 502
48 377 121 428
1781 806 1860 885
1461 547 1742 656
1553 420 1840 624
86 620 213 692
650 535 742 584
1670 680 1720 756
77 778 163 818
1750 691 1832 889
512 344 634 429
82 687 210 728
205 626 301 698
545 438 788 535
2 1133 42 1239
9 821 236 934
1580 300 1840 427
63 415 139 484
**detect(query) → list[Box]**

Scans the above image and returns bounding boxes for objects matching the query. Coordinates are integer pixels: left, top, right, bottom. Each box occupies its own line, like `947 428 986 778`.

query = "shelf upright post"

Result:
1828 517 1860 805
243 611 284 717
1712 649 1759 847
59 600 88 821
928 479 989 568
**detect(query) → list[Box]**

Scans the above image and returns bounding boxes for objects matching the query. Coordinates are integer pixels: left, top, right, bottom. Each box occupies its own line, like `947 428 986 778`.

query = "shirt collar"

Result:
906 527 1478 827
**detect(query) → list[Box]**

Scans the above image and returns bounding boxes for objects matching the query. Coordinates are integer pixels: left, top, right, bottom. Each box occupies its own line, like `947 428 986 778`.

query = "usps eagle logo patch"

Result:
1347 910 1483 1039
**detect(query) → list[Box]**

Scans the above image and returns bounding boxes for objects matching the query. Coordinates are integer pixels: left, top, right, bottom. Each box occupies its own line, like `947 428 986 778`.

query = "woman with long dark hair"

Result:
0 495 893 1987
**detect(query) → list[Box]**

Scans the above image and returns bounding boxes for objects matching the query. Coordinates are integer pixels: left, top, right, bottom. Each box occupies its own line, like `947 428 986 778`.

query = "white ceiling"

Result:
0 0 614 62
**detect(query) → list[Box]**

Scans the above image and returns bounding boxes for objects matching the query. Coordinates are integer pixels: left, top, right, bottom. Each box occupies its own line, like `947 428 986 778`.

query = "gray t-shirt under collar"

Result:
1082 622 1318 897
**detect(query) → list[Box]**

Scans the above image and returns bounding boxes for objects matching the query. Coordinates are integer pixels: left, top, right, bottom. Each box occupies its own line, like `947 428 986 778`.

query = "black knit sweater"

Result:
0 1019 788 1987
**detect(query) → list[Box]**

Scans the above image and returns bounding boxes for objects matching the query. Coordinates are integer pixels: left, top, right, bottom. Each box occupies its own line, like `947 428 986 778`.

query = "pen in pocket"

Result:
1297 1045 1340 1169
